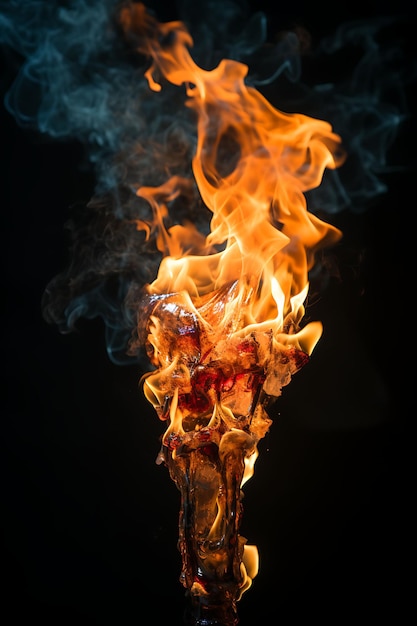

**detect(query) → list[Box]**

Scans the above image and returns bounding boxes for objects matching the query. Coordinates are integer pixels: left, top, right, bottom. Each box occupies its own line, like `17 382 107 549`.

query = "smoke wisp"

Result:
1 0 414 364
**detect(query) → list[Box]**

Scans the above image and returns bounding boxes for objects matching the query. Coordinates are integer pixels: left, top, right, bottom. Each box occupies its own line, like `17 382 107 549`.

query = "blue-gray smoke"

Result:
1 0 414 364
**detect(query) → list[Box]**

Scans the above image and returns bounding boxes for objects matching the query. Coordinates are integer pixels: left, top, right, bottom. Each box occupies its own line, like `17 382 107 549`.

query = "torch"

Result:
120 4 344 624
1 0 413 622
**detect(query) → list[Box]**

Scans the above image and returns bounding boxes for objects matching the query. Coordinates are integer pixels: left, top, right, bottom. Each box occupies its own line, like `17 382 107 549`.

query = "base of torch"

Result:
183 592 239 626
184 603 239 626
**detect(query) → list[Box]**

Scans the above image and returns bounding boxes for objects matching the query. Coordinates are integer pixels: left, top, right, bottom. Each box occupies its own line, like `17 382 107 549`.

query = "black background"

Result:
2 1 415 624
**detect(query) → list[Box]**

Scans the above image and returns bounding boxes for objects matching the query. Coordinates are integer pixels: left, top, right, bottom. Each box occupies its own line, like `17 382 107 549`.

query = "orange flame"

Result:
122 3 344 363
120 3 345 599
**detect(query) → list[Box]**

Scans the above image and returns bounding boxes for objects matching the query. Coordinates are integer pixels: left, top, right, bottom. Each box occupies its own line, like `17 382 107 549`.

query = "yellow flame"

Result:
120 4 346 599
238 544 260 599
122 5 343 355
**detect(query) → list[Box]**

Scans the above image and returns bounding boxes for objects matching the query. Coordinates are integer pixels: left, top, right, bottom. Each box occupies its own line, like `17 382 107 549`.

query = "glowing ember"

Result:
120 3 344 624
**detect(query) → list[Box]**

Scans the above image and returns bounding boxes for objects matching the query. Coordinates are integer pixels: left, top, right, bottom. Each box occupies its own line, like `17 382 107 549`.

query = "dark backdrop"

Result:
2 2 415 624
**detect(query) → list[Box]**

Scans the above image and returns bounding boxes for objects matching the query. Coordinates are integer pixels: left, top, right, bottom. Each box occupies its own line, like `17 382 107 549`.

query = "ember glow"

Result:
121 4 344 623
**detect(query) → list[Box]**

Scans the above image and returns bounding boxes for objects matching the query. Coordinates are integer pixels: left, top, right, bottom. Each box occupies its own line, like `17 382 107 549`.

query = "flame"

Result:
120 3 345 601
122 2 343 367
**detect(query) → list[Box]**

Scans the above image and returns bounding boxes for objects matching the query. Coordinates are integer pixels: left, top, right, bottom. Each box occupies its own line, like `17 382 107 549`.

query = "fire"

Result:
120 3 344 621
122 3 343 345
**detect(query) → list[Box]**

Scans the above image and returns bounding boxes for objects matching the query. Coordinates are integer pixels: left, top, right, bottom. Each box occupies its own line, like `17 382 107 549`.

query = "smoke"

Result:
1 0 414 364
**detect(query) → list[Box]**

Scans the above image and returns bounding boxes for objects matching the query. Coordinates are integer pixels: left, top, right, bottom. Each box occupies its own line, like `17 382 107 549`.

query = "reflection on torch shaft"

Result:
167 435 247 625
